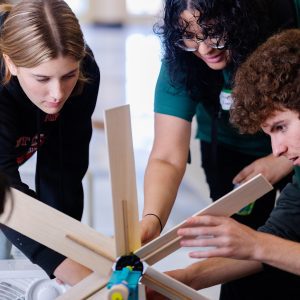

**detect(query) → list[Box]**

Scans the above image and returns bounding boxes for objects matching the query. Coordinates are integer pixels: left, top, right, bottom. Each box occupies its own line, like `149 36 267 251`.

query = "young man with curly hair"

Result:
147 28 300 300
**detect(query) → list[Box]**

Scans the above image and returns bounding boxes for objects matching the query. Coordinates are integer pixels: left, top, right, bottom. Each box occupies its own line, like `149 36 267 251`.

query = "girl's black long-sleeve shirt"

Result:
0 50 100 277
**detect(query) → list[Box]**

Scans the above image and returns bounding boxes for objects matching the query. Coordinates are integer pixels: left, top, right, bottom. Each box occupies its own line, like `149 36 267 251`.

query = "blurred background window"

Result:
65 0 89 16
65 0 163 20
126 0 162 15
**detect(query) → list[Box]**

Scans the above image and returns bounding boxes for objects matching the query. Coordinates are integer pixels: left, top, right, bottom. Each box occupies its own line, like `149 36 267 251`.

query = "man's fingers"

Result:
178 226 218 237
184 215 227 226
180 235 228 248
178 215 234 236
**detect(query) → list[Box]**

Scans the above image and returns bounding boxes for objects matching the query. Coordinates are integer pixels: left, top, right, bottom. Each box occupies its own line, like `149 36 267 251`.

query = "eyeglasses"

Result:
175 35 226 51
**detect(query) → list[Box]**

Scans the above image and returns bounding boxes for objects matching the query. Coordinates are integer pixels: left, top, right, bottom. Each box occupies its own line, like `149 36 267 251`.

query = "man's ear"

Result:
2 54 17 76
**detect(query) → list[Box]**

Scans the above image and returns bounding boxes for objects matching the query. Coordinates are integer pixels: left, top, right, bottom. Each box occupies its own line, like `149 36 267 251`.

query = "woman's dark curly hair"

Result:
154 0 275 99
230 29 300 134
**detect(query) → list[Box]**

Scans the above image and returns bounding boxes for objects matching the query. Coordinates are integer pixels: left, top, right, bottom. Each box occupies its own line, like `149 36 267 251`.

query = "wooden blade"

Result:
1 188 115 276
104 105 141 256
57 272 108 300
136 174 273 264
87 286 110 299
141 265 209 300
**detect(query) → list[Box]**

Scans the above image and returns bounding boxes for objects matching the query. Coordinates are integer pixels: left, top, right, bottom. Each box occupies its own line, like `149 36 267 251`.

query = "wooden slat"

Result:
87 286 109 299
104 105 141 256
136 174 273 264
0 188 115 276
141 265 210 300
57 273 108 300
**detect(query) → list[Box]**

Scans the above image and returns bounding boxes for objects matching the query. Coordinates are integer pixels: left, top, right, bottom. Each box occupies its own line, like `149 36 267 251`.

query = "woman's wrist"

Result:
143 213 163 233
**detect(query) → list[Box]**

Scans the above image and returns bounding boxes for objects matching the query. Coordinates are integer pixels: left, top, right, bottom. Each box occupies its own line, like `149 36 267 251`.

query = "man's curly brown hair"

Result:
230 29 300 134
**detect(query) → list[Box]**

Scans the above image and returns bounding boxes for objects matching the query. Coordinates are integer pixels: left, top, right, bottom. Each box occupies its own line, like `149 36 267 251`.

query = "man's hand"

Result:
178 215 260 260
233 154 293 185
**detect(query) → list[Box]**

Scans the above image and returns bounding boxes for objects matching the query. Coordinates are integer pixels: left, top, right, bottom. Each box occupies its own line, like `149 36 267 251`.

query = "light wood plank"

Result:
141 265 210 300
87 286 109 299
104 105 141 256
57 272 108 300
136 174 273 264
1 188 115 276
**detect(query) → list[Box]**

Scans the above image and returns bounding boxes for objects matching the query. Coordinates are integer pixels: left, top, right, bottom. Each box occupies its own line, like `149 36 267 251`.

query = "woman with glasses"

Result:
141 0 298 296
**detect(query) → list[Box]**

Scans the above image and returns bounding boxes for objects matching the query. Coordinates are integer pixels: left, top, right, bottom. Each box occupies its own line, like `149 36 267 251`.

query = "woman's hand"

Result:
140 214 161 245
233 154 293 185
53 258 92 286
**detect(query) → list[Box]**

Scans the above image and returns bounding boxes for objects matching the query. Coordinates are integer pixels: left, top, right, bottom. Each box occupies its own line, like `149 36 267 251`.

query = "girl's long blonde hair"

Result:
0 0 86 85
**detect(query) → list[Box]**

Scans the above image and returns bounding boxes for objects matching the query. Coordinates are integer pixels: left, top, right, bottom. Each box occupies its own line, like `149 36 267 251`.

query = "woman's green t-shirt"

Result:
154 62 272 156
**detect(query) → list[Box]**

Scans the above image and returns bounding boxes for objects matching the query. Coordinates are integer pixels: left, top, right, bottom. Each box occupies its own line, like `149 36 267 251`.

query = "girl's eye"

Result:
36 78 49 83
62 74 76 81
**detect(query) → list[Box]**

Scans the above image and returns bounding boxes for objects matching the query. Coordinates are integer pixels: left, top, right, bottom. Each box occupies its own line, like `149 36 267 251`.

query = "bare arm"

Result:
178 257 261 290
141 113 191 243
146 257 261 299
253 233 300 275
53 258 92 286
179 215 300 275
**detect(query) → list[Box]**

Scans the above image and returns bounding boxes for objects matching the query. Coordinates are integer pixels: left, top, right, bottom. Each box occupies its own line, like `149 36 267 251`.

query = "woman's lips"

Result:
46 101 61 108
204 52 224 63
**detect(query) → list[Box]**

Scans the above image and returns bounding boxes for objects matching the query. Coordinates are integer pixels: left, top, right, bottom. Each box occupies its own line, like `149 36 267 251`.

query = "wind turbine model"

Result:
0 105 273 300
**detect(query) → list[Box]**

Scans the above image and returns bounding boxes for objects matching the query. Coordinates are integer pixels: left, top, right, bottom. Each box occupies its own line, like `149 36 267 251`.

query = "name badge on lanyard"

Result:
219 89 233 110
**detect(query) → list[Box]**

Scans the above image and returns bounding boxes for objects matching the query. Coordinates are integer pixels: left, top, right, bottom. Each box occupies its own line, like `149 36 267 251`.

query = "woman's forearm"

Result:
143 157 185 227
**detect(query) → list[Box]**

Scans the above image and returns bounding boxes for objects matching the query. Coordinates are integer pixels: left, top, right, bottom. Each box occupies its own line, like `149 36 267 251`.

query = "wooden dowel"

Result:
66 234 115 262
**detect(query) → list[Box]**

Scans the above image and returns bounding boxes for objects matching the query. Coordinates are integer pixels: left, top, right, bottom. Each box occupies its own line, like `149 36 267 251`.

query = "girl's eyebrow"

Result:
32 68 79 78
